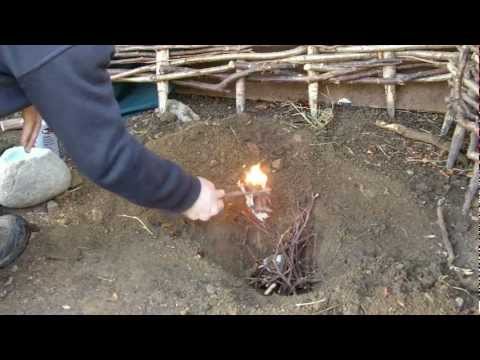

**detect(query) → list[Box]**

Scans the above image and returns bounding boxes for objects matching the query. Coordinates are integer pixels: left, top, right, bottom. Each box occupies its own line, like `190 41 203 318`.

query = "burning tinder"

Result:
237 163 272 221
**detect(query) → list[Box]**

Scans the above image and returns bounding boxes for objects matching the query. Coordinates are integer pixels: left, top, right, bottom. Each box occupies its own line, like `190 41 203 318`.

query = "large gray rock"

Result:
0 147 71 208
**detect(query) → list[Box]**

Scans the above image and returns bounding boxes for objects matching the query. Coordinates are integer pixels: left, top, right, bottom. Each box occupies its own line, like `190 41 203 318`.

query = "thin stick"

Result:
264 283 277 296
331 45 457 53
463 162 479 215
295 298 327 308
172 80 231 94
314 304 340 314
118 215 154 236
446 124 466 169
440 109 455 137
112 62 236 83
436 198 455 267
169 46 308 66
224 190 271 199
375 121 453 153
0 118 23 132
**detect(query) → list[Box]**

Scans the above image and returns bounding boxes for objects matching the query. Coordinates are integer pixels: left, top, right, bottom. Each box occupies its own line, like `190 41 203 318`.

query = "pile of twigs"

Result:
441 45 479 214
248 193 319 296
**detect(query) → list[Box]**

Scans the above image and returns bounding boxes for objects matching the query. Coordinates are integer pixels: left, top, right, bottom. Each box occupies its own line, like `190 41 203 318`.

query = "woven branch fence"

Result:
109 45 479 214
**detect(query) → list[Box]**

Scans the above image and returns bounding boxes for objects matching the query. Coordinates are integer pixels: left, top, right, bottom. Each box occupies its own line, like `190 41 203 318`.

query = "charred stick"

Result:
224 189 271 199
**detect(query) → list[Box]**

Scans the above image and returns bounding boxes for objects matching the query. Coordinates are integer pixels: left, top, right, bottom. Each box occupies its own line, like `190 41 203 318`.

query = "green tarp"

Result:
113 83 160 118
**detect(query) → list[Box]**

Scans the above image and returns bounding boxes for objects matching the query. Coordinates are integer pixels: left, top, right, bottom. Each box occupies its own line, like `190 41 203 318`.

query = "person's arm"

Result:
15 45 223 217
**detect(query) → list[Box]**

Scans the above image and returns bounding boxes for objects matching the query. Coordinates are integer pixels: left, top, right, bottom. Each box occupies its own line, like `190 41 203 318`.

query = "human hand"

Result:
20 106 42 153
183 177 225 221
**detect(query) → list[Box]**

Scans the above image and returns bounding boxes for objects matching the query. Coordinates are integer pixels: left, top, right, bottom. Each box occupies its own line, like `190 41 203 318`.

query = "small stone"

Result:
57 218 70 226
293 134 302 143
10 265 18 273
255 103 268 110
415 182 430 193
209 159 218 167
4 276 13 287
228 308 238 315
206 284 216 295
246 142 260 154
111 292 118 302
272 159 283 170
89 209 104 224
166 100 200 123
62 305 71 310
47 200 59 214
455 297 464 309
180 308 190 315
406 170 414 176
343 304 360 315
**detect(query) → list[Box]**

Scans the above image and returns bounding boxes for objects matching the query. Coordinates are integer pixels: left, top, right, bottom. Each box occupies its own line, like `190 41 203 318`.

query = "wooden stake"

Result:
463 162 479 215
440 108 455 137
307 46 319 119
235 67 246 113
446 123 466 169
436 198 455 267
156 49 169 114
466 131 479 162
382 51 397 118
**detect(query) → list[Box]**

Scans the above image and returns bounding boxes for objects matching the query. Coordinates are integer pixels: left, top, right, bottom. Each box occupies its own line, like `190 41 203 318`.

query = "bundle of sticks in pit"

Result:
441 45 479 214
248 193 319 296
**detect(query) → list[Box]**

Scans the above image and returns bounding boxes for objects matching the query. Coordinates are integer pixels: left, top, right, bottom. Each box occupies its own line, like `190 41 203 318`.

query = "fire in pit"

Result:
225 163 317 296
237 163 272 222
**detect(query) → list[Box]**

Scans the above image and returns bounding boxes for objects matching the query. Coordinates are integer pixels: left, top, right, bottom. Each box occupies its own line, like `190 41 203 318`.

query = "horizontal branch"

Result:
172 80 230 94
112 61 236 82
284 52 374 64
168 46 308 66
330 45 458 53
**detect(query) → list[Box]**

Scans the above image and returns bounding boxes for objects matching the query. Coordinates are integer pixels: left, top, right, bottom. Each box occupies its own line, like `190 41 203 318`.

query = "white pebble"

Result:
455 297 464 309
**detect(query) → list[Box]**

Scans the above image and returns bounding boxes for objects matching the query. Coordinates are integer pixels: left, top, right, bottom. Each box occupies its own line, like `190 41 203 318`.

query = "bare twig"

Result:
118 215 154 236
436 198 455 267
375 120 468 165
295 298 327 308
249 193 319 295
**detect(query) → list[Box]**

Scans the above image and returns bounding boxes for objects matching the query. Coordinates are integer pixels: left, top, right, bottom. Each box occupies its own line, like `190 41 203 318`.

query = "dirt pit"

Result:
0 96 477 314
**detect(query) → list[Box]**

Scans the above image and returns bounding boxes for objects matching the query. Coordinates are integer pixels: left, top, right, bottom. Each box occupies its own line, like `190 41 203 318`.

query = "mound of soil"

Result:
1 96 477 314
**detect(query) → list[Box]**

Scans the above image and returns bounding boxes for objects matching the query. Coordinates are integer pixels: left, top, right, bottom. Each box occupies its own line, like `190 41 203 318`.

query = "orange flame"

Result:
244 163 268 188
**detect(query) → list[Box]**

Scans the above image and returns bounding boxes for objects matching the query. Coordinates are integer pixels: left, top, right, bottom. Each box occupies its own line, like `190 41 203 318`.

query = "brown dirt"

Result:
0 95 477 314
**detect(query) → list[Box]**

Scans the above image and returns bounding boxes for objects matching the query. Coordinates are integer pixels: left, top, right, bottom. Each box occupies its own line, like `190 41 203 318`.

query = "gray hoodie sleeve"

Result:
10 45 200 213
